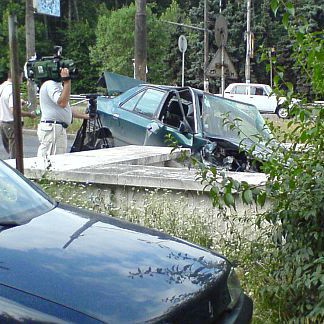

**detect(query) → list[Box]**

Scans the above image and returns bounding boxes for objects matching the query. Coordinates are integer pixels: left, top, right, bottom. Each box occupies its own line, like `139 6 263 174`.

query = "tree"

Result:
89 2 176 84
196 1 324 321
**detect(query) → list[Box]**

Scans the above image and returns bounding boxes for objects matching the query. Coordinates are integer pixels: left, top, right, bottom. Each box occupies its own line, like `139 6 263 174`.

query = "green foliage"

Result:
0 0 322 99
90 4 135 77
90 2 184 85
63 20 98 93
196 2 324 321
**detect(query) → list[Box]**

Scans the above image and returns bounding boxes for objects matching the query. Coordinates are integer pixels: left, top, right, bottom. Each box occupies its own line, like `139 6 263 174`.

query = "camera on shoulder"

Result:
24 46 78 84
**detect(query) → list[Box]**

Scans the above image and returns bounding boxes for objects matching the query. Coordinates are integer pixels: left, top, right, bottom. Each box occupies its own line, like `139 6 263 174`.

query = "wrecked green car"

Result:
72 73 274 172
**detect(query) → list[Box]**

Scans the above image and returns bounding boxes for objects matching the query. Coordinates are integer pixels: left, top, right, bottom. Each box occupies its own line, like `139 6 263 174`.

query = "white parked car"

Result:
222 83 290 118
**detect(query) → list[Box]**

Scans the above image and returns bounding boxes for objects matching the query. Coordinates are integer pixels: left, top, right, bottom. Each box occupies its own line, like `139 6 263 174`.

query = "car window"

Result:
121 91 144 111
251 86 265 96
0 161 54 224
231 85 246 94
134 88 165 117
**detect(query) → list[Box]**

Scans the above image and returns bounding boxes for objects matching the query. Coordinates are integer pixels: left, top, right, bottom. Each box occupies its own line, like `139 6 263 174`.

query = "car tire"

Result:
276 105 289 119
95 137 114 149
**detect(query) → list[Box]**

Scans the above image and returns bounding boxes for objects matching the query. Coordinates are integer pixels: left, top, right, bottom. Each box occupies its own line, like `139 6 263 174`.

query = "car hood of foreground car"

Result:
0 204 230 323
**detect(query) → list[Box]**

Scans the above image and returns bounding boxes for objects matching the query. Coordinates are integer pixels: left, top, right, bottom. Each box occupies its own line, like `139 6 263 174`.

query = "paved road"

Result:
0 130 75 160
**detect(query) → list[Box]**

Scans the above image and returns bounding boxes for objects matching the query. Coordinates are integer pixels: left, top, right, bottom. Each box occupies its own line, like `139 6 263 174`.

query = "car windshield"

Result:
0 161 55 225
264 85 272 96
202 94 273 143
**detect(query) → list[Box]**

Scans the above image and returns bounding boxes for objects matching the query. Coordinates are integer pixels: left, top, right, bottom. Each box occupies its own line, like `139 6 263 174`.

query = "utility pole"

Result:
9 15 24 173
25 0 37 110
203 0 209 92
245 0 251 83
135 0 147 81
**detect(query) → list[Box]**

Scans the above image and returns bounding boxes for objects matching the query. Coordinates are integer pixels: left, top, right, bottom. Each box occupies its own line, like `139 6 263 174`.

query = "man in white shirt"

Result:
0 71 36 159
37 67 89 157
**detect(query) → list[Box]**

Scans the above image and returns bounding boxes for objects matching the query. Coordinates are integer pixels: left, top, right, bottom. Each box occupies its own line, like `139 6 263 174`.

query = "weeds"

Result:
37 179 276 323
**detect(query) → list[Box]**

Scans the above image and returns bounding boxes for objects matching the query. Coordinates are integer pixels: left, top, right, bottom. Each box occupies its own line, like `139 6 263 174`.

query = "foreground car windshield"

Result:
0 161 54 225
202 94 273 143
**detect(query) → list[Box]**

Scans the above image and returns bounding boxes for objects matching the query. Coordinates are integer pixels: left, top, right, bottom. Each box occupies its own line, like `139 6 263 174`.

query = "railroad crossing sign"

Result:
206 15 238 80
206 47 238 79
215 15 228 47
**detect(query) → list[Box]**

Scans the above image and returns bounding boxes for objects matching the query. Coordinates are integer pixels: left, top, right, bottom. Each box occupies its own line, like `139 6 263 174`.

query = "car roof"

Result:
226 83 270 87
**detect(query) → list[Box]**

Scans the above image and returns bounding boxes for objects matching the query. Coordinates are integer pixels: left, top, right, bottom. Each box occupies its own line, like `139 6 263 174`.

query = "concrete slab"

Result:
5 145 267 192
6 146 188 171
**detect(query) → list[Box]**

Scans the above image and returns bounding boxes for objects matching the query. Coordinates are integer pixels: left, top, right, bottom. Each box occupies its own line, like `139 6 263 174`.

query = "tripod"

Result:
70 115 112 152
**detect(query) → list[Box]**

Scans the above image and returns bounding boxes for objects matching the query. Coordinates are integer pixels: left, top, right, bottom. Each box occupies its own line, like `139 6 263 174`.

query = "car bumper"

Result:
218 293 253 324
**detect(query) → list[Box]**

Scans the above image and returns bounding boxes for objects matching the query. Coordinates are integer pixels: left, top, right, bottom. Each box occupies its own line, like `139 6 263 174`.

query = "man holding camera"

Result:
0 70 36 159
37 68 89 157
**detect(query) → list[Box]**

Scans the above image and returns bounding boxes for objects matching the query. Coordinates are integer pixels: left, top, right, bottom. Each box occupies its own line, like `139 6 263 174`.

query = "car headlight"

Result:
227 268 242 310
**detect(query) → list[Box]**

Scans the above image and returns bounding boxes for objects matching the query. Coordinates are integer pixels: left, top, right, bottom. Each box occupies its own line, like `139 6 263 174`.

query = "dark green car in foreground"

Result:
0 159 253 322
74 76 274 172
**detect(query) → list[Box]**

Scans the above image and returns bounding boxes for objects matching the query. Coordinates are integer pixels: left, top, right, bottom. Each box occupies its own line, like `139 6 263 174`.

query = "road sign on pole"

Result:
178 35 187 87
178 35 187 53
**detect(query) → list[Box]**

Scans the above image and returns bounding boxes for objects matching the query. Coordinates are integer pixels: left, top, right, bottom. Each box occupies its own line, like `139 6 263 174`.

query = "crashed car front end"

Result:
198 94 274 172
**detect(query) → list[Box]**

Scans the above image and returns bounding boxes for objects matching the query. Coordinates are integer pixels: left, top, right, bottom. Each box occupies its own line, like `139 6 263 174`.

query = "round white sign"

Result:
178 35 188 53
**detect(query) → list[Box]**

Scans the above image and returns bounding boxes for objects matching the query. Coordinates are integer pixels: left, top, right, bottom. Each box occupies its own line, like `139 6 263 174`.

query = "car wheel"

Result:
276 106 289 119
95 137 114 149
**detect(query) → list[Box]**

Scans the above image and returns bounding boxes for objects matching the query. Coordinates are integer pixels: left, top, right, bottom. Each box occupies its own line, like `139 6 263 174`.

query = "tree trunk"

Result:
68 0 72 28
135 0 147 81
73 0 79 21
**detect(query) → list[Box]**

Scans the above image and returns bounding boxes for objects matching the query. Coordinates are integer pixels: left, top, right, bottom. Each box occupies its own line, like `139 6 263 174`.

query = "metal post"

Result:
221 46 225 96
8 15 24 173
220 0 224 96
245 0 251 84
204 0 209 92
181 51 185 87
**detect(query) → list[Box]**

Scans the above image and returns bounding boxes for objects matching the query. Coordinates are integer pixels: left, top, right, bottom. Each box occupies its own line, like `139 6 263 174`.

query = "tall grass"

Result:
38 179 276 323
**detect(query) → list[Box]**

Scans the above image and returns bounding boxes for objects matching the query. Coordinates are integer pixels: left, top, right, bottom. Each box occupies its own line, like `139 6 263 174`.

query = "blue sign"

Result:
34 0 61 17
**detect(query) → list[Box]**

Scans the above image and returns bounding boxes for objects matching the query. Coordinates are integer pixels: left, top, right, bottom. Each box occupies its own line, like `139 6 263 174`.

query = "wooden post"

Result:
135 0 147 81
9 15 24 173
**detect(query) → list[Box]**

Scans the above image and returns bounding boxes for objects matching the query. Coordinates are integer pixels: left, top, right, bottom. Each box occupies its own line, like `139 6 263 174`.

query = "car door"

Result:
249 85 275 112
226 84 249 103
144 97 195 148
116 88 166 146
144 121 194 148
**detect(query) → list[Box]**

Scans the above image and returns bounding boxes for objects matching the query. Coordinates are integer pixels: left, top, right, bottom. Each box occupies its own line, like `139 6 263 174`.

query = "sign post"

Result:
178 35 187 87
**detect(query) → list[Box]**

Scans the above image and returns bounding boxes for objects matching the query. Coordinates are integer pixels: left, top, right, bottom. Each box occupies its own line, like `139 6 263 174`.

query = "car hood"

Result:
98 71 145 95
0 204 228 323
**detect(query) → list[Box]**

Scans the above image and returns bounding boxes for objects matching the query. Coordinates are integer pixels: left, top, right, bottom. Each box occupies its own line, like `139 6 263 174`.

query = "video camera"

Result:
24 46 78 84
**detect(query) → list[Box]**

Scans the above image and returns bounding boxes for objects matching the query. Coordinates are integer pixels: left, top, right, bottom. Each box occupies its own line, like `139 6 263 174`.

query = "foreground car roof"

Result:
0 204 229 323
